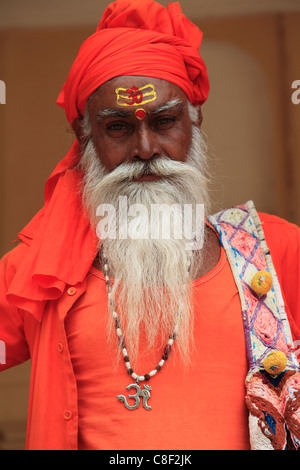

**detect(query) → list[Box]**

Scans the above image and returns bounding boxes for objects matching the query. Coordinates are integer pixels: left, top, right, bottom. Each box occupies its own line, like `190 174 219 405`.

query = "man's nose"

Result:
130 125 160 161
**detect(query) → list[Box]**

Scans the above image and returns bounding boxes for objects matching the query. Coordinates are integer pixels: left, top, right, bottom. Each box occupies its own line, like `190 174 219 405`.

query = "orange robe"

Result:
0 212 299 449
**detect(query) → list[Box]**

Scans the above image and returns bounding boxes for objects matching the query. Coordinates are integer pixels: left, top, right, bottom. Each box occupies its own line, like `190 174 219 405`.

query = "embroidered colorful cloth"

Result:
209 202 300 450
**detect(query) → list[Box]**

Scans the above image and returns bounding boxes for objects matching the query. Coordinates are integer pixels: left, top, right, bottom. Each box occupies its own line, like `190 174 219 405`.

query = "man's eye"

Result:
105 122 132 136
107 123 127 131
155 116 176 128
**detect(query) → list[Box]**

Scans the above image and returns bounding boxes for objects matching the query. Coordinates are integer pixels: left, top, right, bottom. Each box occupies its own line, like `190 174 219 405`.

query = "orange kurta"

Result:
0 212 300 449
65 249 250 450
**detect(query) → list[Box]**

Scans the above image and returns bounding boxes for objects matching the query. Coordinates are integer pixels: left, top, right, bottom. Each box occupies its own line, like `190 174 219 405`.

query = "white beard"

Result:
79 125 211 363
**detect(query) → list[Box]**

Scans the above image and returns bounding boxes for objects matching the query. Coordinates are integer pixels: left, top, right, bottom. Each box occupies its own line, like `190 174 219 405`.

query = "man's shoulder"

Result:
258 211 300 249
259 211 299 231
211 203 300 255
210 203 299 237
1 240 30 262
0 242 30 285
255 212 300 281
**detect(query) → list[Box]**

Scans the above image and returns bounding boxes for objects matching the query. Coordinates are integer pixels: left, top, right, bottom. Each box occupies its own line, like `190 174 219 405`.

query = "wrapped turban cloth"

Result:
57 0 209 124
6 0 209 320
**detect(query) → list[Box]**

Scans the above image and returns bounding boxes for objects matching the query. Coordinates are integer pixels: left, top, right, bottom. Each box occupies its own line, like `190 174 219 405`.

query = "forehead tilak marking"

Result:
115 83 157 121
135 108 147 120
115 83 157 107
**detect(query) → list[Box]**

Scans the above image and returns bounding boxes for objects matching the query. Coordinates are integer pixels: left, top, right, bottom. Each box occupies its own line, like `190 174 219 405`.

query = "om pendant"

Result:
117 383 152 411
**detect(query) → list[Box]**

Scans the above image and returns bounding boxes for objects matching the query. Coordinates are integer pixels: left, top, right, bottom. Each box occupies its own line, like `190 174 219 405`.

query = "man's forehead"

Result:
103 75 178 90
88 75 188 116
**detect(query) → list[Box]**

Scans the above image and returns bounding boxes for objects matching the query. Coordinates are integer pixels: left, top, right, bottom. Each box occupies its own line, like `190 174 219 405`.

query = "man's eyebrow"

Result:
151 99 184 115
96 99 184 121
96 108 132 120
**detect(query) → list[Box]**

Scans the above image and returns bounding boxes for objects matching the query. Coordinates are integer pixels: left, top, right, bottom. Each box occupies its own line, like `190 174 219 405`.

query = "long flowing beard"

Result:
79 126 211 363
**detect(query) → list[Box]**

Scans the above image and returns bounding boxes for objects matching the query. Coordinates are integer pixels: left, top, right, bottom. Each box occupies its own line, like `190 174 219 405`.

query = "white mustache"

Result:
99 157 202 187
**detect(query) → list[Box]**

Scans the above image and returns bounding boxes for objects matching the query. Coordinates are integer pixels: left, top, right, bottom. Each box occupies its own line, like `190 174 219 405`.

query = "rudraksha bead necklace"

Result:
102 254 181 410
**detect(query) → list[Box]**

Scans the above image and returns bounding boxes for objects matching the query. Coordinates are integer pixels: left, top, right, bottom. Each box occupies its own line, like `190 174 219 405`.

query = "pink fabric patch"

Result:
253 306 278 344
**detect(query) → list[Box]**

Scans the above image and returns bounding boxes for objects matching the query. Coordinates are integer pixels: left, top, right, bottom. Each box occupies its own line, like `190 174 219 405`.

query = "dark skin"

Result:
73 76 221 279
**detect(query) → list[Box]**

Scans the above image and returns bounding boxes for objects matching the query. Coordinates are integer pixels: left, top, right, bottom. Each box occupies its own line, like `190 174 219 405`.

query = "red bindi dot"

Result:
135 108 146 120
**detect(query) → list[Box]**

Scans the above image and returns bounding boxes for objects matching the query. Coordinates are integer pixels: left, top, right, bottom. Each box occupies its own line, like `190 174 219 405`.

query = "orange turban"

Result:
57 0 209 124
6 0 209 320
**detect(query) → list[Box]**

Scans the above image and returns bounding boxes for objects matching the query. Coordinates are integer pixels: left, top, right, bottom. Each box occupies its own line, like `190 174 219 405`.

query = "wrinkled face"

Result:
84 76 197 174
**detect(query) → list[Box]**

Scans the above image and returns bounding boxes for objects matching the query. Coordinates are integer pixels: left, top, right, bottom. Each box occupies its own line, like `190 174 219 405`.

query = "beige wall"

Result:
1 0 300 29
284 14 300 223
0 10 299 450
202 13 300 223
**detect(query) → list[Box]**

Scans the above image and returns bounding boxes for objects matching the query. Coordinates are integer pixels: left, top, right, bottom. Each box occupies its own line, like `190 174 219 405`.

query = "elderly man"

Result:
1 0 300 451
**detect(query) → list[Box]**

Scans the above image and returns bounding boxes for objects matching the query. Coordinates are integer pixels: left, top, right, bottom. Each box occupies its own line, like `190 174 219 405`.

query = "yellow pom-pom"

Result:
251 270 273 296
263 350 287 375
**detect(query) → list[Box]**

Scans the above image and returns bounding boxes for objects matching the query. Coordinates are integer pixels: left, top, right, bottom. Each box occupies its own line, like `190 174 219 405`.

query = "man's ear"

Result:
72 117 84 146
195 107 203 128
